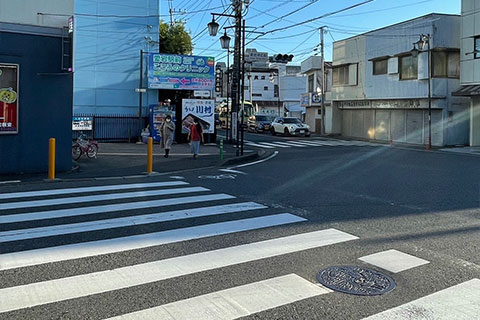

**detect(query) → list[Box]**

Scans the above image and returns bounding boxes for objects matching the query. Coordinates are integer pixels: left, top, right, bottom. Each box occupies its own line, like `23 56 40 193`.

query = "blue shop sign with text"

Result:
148 54 215 91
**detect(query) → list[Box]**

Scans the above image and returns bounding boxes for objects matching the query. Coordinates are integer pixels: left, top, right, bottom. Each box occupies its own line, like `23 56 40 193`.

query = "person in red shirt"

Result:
188 119 204 159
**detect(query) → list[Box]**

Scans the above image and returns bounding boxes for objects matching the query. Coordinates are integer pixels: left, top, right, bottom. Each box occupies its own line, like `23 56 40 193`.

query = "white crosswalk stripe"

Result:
245 142 275 148
1 193 235 223
0 202 267 242
0 181 189 200
3 179 473 319
0 179 364 318
0 213 306 271
0 228 356 313
105 274 332 320
0 186 209 210
363 279 480 320
244 139 381 150
255 141 291 148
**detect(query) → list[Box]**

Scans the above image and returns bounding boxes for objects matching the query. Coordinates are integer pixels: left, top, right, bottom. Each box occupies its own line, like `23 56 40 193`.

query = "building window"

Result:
333 65 349 86
308 74 314 93
432 50 460 78
399 55 417 80
244 86 249 91
261 76 266 80
274 85 279 97
373 59 388 75
253 93 262 97
254 75 259 80
475 36 480 59
264 86 268 91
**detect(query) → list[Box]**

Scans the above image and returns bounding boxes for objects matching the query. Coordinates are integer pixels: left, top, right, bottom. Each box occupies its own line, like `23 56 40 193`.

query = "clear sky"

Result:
161 0 461 64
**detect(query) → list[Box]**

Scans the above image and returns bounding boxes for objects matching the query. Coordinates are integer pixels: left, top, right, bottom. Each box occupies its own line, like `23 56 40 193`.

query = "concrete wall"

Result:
73 0 159 116
0 27 73 173
461 0 480 84
365 15 461 100
331 36 366 100
280 75 305 103
0 0 73 28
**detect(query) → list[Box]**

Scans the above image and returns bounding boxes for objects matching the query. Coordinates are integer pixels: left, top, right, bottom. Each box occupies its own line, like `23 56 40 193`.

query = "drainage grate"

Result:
317 266 396 296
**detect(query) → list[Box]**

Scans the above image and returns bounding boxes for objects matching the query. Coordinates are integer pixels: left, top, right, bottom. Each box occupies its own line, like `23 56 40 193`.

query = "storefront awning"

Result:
452 85 480 96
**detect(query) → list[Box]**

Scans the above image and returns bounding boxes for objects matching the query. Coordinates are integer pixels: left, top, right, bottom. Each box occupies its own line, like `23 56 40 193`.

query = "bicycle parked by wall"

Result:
72 133 98 160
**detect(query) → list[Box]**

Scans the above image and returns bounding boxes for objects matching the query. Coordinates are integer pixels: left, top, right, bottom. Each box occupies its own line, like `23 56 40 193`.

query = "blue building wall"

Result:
73 0 160 116
0 26 73 174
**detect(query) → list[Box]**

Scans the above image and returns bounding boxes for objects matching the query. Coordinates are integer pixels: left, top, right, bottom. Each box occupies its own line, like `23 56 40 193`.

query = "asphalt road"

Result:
0 132 479 319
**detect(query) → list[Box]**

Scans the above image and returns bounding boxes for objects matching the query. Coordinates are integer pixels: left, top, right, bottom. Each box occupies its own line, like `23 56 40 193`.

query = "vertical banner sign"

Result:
181 99 215 134
0 64 19 134
148 54 214 90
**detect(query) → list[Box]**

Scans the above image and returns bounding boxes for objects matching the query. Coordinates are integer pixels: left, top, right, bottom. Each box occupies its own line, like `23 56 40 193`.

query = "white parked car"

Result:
270 117 310 137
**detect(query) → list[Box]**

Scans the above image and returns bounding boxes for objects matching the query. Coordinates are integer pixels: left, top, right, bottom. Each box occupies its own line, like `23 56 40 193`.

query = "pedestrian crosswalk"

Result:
246 139 381 150
0 180 478 319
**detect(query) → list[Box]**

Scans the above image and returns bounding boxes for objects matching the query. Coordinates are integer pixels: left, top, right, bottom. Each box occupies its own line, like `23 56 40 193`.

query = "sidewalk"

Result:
0 141 259 183
438 146 480 155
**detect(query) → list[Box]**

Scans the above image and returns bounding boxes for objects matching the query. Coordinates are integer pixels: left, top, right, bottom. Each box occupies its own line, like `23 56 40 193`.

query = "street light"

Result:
411 34 432 150
219 30 231 50
207 17 220 37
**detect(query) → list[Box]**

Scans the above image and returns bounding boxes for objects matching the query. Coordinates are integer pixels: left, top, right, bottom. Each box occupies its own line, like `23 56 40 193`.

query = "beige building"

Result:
454 0 480 146
332 14 469 146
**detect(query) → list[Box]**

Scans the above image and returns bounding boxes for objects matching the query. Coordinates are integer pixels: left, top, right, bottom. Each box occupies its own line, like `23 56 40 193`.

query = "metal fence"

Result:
72 114 149 142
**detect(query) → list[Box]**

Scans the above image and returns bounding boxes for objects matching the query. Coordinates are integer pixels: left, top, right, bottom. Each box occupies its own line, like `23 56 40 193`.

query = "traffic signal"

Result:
269 54 294 63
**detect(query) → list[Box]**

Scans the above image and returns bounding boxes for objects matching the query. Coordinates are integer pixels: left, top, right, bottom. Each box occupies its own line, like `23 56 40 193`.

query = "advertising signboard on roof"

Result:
148 54 215 91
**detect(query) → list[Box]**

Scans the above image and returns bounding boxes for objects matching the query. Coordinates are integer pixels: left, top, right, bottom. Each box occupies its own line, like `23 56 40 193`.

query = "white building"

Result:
454 0 480 146
280 65 306 119
300 56 338 134
332 14 469 146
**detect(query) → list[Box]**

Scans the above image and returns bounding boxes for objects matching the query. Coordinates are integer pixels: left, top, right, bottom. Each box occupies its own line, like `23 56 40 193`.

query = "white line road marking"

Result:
363 279 480 320
232 151 279 169
0 202 267 242
268 141 299 147
105 274 331 320
0 180 21 185
256 142 291 148
219 169 247 175
0 228 357 313
245 142 275 149
359 249 430 273
1 194 235 224
289 140 324 146
0 187 209 210
275 141 307 147
0 181 189 200
0 214 306 271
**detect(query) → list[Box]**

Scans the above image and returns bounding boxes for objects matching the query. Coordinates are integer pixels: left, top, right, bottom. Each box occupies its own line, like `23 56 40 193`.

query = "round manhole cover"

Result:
317 266 395 296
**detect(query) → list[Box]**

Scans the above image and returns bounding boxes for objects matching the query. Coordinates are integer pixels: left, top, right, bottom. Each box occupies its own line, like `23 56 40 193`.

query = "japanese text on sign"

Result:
148 54 215 91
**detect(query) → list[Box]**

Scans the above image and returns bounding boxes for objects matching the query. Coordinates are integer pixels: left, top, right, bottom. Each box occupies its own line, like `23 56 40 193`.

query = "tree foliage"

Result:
159 21 193 55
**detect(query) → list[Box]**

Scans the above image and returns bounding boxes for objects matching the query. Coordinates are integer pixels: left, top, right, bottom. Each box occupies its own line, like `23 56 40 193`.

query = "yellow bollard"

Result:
48 138 56 180
147 137 153 174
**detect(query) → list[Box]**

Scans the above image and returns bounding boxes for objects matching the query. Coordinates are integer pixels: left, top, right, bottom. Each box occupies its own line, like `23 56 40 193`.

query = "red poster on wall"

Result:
0 64 18 134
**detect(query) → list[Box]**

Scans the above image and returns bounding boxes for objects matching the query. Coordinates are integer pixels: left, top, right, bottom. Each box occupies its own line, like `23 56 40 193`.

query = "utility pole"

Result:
240 18 246 156
320 26 326 135
231 0 242 155
168 0 175 26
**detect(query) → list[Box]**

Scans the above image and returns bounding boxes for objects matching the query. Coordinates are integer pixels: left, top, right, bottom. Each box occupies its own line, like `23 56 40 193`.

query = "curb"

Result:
219 149 264 167
0 147 269 186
